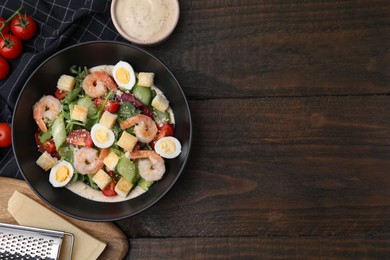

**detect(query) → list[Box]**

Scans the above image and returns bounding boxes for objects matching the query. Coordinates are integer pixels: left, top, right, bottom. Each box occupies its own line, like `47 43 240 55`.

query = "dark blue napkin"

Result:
0 0 123 178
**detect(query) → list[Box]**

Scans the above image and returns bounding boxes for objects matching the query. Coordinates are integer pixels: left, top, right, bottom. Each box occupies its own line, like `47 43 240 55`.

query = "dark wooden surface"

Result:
117 1 390 259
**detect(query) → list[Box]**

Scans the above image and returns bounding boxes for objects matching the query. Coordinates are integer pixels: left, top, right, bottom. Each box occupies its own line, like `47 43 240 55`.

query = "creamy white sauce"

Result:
114 0 179 44
66 181 147 203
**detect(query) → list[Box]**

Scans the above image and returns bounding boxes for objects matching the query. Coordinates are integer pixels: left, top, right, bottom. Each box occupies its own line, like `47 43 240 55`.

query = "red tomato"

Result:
151 124 174 148
0 123 12 147
158 123 174 136
94 98 120 113
101 171 117 197
11 14 37 41
55 89 67 100
66 129 93 147
0 17 10 35
102 181 117 196
0 34 23 59
0 56 10 80
34 130 56 154
42 140 56 154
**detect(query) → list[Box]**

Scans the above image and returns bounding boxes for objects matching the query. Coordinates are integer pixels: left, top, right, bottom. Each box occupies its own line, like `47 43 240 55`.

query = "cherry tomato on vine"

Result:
0 17 10 35
0 123 12 148
0 34 23 59
11 14 37 41
0 56 10 80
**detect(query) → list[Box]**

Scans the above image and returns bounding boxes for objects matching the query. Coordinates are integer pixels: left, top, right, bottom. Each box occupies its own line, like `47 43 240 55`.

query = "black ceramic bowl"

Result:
12 41 192 221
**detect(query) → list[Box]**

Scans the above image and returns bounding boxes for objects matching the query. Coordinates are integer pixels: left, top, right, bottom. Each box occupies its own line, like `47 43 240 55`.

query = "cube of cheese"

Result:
114 177 134 197
103 152 120 171
99 111 118 129
92 169 112 190
137 72 154 87
151 94 169 112
71 104 88 122
57 75 76 92
116 131 138 152
36 151 58 171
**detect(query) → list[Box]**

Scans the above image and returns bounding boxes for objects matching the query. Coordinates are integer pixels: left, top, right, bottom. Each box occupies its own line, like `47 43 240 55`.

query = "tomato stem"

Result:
0 32 5 42
5 6 24 25
0 6 24 41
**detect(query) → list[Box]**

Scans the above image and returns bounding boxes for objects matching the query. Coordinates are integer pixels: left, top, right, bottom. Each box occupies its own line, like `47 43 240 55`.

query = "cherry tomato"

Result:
34 130 56 154
43 141 56 154
66 129 93 147
11 14 37 41
158 123 174 137
0 123 12 147
0 34 23 59
0 17 10 35
101 171 117 197
102 181 117 196
151 123 174 147
55 89 67 100
0 56 10 80
94 98 120 113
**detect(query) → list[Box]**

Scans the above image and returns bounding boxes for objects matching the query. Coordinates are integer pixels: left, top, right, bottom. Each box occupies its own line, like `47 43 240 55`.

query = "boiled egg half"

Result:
113 61 136 90
49 160 74 187
91 123 115 148
154 136 182 159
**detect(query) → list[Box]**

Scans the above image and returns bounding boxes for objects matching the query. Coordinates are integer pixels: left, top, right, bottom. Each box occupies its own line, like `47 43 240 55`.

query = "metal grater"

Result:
0 223 74 260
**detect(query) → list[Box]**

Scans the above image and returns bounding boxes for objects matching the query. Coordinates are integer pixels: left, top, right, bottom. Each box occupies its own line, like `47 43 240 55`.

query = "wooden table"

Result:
116 1 390 258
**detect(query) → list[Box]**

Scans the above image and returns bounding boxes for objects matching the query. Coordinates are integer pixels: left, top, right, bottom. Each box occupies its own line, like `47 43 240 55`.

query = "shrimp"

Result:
33 95 62 132
82 72 117 98
120 114 157 143
130 150 165 181
93 71 117 91
73 147 109 175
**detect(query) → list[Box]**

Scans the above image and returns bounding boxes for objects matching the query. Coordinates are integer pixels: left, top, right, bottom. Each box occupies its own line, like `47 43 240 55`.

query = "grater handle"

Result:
63 231 75 260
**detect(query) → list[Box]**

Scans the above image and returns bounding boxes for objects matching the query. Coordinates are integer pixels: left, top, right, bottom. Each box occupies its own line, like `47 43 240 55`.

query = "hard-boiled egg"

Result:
154 136 182 159
91 123 115 148
49 160 74 187
112 61 136 90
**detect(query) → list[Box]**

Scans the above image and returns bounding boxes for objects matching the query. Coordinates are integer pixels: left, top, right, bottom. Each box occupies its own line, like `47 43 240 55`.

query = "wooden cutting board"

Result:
0 177 129 259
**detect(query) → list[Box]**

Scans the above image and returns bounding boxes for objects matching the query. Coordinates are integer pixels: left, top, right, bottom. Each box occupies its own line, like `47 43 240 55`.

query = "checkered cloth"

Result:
0 0 123 178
